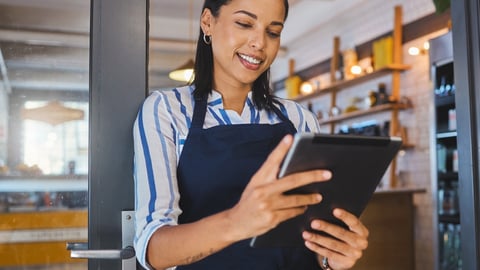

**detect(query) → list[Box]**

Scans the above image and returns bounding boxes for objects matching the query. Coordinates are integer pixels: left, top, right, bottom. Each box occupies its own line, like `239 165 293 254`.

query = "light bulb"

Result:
408 47 420 56
300 82 313 95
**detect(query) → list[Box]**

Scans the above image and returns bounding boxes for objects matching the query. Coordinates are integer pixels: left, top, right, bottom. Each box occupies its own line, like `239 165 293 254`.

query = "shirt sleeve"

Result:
133 91 181 270
295 102 321 133
277 98 321 133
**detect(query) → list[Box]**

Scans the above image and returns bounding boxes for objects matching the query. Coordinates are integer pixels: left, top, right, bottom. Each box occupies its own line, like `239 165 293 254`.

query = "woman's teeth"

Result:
239 54 261 64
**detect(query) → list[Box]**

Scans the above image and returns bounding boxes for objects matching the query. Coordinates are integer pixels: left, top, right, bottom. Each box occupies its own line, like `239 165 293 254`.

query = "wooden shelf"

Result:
294 64 411 102
401 143 415 150
318 103 412 125
438 172 459 180
439 214 460 224
435 94 455 107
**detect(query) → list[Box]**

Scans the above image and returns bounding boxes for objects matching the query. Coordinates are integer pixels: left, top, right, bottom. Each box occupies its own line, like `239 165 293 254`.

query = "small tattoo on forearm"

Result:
184 248 216 264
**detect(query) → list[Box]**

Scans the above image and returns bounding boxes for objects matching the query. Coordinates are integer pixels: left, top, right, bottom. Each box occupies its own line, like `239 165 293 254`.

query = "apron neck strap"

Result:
270 101 289 123
191 95 208 129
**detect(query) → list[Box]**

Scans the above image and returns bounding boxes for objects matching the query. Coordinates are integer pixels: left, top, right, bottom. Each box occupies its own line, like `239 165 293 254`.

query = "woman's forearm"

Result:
146 209 241 269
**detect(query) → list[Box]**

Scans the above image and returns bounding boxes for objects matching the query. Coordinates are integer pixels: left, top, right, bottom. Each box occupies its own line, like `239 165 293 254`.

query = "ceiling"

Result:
0 0 364 96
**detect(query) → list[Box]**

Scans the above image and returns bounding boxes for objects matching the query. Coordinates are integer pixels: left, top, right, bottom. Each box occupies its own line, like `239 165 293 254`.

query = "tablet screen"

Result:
250 133 402 248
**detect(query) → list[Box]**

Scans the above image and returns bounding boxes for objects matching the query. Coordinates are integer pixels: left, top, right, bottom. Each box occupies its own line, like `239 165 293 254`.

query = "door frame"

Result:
89 0 148 268
451 0 480 269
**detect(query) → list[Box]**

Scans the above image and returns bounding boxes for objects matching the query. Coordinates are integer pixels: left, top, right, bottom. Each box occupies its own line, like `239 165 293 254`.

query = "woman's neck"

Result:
214 81 252 115
222 93 247 114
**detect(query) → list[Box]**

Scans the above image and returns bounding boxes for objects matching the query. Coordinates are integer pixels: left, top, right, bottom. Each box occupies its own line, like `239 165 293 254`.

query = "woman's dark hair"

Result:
192 0 289 110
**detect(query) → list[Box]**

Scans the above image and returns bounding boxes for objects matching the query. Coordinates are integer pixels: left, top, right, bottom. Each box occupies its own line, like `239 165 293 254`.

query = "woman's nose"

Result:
249 32 265 50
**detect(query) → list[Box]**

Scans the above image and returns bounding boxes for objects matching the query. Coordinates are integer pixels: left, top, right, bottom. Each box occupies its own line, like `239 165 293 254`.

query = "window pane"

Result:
148 1 202 91
0 1 89 269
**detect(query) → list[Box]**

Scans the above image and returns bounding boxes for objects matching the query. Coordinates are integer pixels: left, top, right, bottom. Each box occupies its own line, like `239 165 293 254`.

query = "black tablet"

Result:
250 132 402 248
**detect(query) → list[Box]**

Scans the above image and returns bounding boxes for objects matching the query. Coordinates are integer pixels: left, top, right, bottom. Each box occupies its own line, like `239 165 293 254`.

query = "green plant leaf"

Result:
433 0 451 13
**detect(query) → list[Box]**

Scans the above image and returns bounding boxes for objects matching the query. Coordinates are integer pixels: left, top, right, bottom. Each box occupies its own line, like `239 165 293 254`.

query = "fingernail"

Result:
302 231 312 239
311 220 321 229
316 194 323 201
323 171 332 179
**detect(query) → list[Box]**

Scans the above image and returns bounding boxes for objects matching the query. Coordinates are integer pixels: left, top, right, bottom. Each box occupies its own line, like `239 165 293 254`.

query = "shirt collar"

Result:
207 89 254 110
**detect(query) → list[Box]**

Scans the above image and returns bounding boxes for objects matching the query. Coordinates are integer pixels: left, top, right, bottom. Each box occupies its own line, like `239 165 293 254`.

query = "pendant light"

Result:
169 59 195 82
169 0 195 82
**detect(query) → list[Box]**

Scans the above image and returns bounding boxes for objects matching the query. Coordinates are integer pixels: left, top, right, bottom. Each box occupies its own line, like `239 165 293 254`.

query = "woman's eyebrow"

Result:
234 10 258 19
234 10 284 27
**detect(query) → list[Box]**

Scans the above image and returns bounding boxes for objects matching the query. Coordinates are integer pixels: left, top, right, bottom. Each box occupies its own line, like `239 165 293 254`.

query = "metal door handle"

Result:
66 211 136 265
67 242 135 259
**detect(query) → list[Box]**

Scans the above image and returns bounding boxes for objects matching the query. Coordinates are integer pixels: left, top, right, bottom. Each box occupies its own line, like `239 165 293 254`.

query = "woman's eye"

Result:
236 22 252 28
267 31 281 38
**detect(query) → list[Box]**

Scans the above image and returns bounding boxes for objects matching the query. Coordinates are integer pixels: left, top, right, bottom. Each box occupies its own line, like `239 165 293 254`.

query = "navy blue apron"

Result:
176 95 320 270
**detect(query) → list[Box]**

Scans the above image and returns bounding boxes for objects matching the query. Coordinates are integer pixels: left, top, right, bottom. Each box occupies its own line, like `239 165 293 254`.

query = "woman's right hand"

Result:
225 134 332 240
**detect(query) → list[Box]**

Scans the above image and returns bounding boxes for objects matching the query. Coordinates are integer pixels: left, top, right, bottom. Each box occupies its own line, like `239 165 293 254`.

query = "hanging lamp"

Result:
169 0 195 82
169 58 195 82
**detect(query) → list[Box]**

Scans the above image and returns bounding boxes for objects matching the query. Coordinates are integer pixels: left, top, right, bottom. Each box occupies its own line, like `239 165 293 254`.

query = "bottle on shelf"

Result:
342 47 358 80
440 223 462 270
437 143 447 173
437 76 446 96
448 109 456 131
438 181 446 215
365 90 378 108
377 83 389 104
452 149 458 172
344 97 361 113
450 181 459 215
438 181 459 216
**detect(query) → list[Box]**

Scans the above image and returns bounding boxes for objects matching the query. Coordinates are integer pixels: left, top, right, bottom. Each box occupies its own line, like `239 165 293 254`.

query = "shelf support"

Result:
389 5 404 188
329 36 341 133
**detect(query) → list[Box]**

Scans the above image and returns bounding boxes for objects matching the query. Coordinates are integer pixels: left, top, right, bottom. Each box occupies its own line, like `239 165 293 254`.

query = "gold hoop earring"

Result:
203 34 212 45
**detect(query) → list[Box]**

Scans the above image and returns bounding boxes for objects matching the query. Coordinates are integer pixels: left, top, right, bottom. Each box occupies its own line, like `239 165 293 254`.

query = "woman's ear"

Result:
200 8 213 35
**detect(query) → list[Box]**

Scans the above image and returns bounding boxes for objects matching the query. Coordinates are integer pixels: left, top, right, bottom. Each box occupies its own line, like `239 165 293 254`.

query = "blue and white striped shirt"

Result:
133 85 320 269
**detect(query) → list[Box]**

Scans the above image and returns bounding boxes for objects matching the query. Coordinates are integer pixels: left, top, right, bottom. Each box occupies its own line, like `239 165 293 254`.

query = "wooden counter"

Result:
353 188 425 270
0 210 87 267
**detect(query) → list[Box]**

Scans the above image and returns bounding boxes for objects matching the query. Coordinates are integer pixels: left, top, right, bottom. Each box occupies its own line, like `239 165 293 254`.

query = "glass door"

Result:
1 0 148 269
0 1 90 269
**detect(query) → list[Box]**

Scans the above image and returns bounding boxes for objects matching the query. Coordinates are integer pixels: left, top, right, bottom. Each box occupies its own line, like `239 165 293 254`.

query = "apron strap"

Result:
191 95 208 130
271 100 297 132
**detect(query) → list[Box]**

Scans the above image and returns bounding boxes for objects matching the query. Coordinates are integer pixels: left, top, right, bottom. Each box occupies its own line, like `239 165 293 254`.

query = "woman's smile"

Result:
238 53 263 70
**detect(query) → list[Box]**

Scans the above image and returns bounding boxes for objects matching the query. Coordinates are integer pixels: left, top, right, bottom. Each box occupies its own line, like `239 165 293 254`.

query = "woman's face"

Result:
201 0 285 90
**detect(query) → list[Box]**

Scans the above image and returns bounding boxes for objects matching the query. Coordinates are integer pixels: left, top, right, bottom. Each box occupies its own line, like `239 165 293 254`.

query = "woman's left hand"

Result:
302 208 369 270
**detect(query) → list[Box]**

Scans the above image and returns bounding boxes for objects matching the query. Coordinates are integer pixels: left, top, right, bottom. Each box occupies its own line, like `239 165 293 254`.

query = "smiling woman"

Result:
133 1 369 270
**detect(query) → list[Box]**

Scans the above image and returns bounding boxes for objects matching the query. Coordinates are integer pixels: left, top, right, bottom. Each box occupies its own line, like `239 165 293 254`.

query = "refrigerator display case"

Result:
430 31 462 270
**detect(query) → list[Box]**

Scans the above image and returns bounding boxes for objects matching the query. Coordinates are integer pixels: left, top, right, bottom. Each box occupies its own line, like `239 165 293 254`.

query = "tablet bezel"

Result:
250 132 402 248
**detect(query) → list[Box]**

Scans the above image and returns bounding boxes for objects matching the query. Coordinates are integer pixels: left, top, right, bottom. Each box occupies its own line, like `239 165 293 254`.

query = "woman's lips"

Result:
238 53 263 70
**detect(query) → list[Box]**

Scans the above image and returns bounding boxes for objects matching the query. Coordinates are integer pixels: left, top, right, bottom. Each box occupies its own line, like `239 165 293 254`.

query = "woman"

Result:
133 0 369 269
